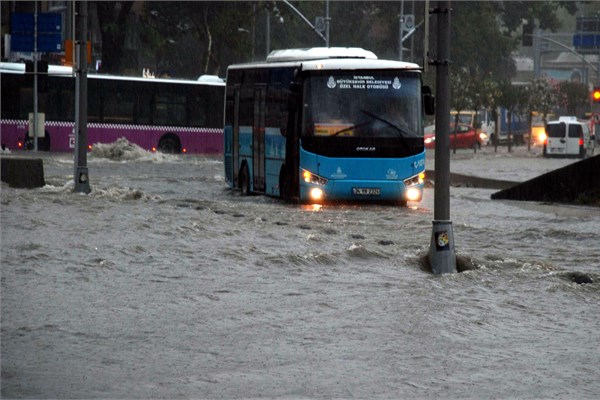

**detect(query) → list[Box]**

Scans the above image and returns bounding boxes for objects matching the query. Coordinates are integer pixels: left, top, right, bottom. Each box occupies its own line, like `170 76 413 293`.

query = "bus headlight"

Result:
403 172 425 187
406 187 422 202
302 169 328 186
310 187 324 201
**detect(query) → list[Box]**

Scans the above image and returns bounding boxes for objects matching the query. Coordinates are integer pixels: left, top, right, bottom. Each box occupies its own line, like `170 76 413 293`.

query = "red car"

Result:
424 123 485 149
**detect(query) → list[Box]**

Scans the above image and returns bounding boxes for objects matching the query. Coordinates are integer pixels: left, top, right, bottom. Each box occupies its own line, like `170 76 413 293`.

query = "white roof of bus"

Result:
0 61 72 75
0 62 225 86
228 47 421 71
267 47 378 62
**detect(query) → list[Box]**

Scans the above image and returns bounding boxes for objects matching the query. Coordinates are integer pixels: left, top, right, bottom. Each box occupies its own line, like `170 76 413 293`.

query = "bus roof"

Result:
0 62 225 87
228 47 421 72
266 47 378 62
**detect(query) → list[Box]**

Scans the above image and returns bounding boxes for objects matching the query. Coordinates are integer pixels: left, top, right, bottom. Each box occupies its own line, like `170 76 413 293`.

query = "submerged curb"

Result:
425 169 517 190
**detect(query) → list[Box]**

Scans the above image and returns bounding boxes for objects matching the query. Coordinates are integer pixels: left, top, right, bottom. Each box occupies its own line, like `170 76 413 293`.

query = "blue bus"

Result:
224 47 434 205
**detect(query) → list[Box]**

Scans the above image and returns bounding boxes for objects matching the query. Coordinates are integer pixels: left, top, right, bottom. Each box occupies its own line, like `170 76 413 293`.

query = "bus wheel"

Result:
240 165 251 196
158 134 181 154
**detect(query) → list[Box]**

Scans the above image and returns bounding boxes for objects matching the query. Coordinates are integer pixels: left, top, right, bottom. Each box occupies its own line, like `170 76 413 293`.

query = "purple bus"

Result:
1 62 224 154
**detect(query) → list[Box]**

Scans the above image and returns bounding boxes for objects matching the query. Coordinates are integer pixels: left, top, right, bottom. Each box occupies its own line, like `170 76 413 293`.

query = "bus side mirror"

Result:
423 86 435 116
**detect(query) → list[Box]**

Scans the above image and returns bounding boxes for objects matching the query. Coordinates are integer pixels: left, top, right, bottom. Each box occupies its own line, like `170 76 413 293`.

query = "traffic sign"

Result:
403 14 415 32
10 12 62 53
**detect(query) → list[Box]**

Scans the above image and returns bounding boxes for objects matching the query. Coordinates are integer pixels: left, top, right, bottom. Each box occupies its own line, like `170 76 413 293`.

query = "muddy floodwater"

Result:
2 144 599 399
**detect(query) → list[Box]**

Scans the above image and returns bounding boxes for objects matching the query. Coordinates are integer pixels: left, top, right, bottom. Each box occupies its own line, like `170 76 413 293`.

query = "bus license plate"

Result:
352 187 381 196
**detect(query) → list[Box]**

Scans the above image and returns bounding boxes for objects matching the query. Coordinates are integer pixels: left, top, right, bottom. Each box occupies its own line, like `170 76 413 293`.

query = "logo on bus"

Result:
327 76 336 89
392 77 402 90
331 167 347 179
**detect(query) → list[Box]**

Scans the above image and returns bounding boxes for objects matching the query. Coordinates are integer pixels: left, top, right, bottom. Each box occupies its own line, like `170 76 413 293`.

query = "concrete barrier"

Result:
425 169 517 190
1 157 45 188
491 154 600 205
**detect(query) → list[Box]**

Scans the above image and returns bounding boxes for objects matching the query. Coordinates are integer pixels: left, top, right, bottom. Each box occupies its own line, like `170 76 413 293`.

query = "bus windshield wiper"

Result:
331 121 368 136
360 109 415 138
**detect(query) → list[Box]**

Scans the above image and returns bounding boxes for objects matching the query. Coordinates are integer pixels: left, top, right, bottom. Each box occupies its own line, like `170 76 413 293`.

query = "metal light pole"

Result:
74 0 90 194
33 0 38 151
399 0 405 61
429 1 456 274
281 0 327 44
325 0 330 47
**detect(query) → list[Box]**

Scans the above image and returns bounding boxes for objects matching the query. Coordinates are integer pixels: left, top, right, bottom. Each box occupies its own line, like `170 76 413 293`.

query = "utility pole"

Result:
265 6 270 58
325 0 330 47
399 0 405 60
429 1 456 274
74 0 90 194
33 0 38 151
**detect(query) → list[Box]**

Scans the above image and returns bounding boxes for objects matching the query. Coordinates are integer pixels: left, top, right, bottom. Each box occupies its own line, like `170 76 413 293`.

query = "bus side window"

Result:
104 83 134 124
188 94 207 127
154 91 186 126
239 87 254 126
88 80 101 122
266 87 288 136
136 85 151 125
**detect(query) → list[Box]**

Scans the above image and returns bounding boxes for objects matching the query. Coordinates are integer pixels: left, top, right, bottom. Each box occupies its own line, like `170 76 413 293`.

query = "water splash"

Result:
90 138 176 162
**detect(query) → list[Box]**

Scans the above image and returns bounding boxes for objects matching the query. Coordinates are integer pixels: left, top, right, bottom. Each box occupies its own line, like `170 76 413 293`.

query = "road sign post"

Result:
10 10 62 152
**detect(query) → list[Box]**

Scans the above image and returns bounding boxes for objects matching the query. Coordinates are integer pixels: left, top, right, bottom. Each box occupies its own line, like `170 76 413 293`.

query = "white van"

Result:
543 117 595 158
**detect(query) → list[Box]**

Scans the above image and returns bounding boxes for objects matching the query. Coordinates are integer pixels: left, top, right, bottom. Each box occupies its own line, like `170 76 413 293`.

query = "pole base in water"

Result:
429 220 457 274
74 166 91 194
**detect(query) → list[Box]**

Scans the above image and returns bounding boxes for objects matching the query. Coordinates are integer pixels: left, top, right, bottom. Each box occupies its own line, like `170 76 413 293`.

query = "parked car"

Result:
424 123 487 149
543 116 595 158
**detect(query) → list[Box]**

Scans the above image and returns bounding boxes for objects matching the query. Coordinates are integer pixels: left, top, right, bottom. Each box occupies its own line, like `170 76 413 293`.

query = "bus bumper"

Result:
300 179 424 204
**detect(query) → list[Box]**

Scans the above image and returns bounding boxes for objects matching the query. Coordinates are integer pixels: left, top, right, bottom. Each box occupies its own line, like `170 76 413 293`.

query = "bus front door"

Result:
253 87 266 192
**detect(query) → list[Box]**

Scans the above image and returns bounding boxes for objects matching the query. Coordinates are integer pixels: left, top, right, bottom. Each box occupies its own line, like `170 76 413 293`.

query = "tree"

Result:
87 1 580 81
467 76 497 153
525 78 557 150
450 69 473 153
556 81 589 116
450 2 518 82
497 81 528 152
96 2 134 74
142 2 255 77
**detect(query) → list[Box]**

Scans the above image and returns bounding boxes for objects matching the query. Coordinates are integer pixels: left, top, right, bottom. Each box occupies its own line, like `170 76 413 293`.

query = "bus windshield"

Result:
302 71 421 139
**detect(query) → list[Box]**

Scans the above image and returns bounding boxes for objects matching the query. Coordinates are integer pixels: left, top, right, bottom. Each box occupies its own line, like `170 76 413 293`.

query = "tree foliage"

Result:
528 78 557 120
91 0 580 94
96 2 134 74
556 81 589 115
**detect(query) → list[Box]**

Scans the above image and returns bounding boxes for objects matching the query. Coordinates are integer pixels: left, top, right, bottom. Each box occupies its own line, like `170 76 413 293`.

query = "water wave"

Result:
90 138 177 163
346 243 389 260
91 186 161 202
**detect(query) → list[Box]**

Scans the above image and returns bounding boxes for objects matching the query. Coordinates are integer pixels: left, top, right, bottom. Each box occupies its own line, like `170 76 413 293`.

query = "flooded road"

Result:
2 144 599 399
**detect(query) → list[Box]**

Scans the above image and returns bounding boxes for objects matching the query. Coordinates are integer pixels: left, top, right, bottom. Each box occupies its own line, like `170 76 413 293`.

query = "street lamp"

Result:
265 3 284 57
